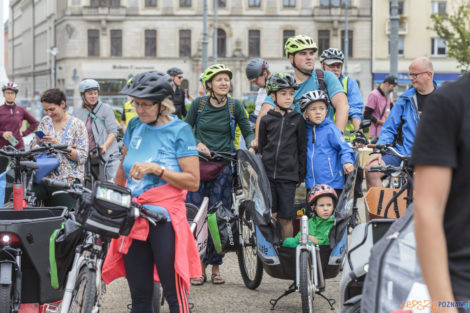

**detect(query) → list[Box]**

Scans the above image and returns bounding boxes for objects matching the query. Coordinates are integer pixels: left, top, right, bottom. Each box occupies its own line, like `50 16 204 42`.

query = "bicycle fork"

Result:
60 251 85 313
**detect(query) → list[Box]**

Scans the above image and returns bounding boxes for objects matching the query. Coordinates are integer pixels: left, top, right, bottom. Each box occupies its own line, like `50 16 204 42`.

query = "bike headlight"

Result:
2 234 10 244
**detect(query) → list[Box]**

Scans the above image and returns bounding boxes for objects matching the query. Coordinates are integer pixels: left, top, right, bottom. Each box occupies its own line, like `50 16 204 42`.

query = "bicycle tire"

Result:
0 284 12 313
236 202 263 290
69 266 97 313
299 250 315 313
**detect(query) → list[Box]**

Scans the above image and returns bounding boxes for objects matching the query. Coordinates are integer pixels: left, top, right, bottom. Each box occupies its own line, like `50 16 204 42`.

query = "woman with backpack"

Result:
184 64 254 285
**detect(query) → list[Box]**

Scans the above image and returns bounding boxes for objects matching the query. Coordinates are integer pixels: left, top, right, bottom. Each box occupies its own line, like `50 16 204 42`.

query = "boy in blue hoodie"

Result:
300 90 355 197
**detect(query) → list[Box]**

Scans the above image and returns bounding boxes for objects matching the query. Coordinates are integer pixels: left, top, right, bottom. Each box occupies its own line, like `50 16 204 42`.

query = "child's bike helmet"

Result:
299 90 330 113
266 72 298 94
308 184 338 208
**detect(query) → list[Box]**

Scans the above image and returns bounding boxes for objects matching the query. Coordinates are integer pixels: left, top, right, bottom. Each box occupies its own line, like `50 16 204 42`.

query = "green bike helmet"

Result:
201 64 233 89
284 35 318 57
266 73 299 94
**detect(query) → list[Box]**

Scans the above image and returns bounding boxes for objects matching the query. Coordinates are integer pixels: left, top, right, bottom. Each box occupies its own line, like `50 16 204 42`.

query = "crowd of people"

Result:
0 32 467 312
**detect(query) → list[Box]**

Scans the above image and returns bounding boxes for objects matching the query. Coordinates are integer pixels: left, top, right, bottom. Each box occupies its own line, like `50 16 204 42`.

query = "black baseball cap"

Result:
383 75 398 85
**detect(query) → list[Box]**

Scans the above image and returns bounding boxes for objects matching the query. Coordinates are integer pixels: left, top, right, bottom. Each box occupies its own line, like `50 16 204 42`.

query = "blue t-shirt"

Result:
263 70 344 119
123 116 198 220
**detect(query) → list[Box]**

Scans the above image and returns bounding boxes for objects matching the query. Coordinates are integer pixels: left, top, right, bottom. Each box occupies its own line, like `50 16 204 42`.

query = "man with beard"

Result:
363 75 397 140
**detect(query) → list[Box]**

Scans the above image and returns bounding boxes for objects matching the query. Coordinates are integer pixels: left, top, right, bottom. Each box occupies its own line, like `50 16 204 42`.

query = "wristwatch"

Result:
158 165 166 178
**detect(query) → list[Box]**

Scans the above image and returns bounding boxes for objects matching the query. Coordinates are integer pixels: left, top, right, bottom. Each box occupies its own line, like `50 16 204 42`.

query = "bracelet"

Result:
158 166 166 178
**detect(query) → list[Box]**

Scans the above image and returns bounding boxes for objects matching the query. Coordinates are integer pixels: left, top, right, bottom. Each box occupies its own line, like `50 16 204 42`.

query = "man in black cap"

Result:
363 75 397 140
167 67 187 119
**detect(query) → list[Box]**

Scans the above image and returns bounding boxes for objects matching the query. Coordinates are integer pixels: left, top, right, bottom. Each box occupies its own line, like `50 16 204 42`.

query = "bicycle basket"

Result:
75 181 137 238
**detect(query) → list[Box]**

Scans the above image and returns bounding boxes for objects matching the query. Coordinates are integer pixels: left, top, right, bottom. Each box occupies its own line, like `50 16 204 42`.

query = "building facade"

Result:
372 0 463 91
8 0 372 108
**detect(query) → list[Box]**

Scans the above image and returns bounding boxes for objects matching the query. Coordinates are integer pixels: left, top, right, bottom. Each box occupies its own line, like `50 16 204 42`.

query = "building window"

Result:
216 0 226 8
180 0 191 7
320 0 346 7
110 29 122 57
317 30 330 56
341 30 353 57
248 30 260 57
283 0 295 7
145 0 157 7
217 28 227 57
88 29 99 56
431 38 446 56
431 1 446 16
249 0 261 7
179 29 191 57
388 37 405 56
90 0 120 7
145 30 156 57
389 1 404 16
282 29 295 56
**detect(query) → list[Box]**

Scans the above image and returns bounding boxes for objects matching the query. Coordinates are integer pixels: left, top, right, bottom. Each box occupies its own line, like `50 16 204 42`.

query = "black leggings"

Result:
123 222 189 313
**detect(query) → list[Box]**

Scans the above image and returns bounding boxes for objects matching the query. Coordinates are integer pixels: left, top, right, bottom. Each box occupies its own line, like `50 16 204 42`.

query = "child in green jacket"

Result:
282 184 337 247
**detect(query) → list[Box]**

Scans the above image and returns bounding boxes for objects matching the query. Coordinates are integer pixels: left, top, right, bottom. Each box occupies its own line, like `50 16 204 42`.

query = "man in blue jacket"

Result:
320 48 364 130
365 57 437 189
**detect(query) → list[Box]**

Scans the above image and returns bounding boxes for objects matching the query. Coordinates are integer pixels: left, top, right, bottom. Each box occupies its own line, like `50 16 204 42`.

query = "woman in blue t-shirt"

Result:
112 71 200 313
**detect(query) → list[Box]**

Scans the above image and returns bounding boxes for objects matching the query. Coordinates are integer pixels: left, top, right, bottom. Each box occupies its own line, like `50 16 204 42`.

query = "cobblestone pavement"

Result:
100 252 340 313
100 188 368 313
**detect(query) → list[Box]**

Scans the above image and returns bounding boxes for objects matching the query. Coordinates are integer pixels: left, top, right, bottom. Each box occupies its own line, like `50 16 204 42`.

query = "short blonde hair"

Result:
161 97 176 114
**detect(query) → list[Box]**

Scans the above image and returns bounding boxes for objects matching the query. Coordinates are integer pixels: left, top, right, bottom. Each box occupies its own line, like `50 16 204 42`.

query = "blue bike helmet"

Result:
79 79 100 93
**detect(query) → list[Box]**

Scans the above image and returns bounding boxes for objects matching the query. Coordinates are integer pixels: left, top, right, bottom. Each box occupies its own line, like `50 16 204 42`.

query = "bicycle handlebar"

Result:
368 165 403 174
367 144 408 160
0 143 70 158
41 177 73 189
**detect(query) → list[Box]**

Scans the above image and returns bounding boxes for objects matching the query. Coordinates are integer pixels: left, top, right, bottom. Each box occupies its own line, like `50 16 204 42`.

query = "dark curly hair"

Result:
40 88 67 107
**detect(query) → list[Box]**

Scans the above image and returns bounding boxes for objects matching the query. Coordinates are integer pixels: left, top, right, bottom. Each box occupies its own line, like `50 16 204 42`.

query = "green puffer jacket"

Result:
282 216 335 247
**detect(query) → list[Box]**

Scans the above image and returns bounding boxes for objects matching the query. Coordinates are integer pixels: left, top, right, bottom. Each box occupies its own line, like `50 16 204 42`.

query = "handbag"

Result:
199 160 226 182
34 117 73 183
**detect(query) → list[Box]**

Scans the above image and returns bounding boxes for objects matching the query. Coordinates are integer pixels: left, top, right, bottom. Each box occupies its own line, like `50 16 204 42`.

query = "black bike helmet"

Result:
167 67 183 77
266 72 298 95
245 58 269 80
120 70 174 102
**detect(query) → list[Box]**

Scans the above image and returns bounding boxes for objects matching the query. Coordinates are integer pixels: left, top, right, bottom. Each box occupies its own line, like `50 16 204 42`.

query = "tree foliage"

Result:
431 4 470 70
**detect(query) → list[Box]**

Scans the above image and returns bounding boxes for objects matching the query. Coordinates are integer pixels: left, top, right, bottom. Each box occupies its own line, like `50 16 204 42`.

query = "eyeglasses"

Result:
408 72 428 79
4 91 16 95
131 100 156 109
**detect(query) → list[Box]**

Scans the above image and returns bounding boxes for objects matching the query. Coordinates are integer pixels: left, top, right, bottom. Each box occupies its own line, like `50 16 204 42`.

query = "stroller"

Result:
235 149 362 312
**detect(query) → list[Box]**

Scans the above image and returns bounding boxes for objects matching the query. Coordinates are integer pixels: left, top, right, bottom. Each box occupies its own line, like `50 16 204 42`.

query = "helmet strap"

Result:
274 94 289 114
292 53 313 77
211 92 227 105
147 102 162 126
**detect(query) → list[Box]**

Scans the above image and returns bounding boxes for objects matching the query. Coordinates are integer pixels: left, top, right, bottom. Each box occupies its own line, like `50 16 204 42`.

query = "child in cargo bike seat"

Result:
258 73 306 240
300 90 355 199
283 184 336 248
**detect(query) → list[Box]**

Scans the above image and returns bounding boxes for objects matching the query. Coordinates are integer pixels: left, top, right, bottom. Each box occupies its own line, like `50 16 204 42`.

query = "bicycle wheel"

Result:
0 284 12 313
69 266 97 313
153 282 163 313
299 250 315 313
236 202 263 290
186 203 199 225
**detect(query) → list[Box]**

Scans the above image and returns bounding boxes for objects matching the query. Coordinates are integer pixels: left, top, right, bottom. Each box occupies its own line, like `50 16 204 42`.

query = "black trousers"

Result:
123 222 189 313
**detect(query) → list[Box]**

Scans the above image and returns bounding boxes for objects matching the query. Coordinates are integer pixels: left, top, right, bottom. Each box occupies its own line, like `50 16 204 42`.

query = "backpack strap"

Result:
194 96 209 133
316 69 327 93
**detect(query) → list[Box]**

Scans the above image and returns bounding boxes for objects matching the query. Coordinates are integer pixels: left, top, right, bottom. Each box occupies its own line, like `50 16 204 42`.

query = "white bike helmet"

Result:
320 48 345 65
300 90 330 113
79 79 100 93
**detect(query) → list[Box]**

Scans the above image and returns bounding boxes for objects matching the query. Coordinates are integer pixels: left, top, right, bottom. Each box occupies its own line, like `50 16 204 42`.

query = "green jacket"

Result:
282 216 335 247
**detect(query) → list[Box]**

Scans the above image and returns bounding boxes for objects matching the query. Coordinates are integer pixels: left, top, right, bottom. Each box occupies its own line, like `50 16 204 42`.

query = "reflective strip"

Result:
85 219 120 234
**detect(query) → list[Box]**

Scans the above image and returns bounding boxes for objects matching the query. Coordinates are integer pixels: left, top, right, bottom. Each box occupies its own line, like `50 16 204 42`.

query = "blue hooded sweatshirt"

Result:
305 118 355 190
377 81 438 157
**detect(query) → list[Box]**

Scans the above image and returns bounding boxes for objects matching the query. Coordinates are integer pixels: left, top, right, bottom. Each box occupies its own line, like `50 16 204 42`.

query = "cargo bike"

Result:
235 149 363 312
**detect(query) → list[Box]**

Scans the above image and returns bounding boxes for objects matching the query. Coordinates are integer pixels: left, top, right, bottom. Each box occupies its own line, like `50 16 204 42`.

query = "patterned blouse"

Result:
38 115 88 183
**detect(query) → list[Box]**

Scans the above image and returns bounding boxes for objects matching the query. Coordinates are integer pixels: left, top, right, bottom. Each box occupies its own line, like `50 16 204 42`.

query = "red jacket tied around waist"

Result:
101 184 201 293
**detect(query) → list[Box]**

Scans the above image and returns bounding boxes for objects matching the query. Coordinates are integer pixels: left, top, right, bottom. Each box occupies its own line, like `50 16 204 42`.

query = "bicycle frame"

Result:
190 197 210 258
59 232 107 313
